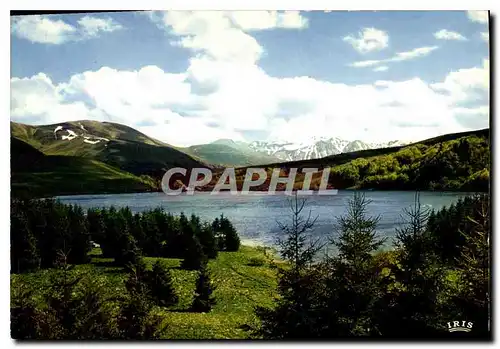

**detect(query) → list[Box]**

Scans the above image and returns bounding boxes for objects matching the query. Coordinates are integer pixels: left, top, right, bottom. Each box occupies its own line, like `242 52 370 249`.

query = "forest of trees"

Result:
329 135 489 191
10 192 490 339
10 199 239 339
11 199 240 273
254 192 490 339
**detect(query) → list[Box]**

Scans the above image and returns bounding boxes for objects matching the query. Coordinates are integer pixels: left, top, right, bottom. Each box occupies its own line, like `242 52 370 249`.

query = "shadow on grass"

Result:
167 308 196 313
169 265 199 271
91 260 119 268
99 268 126 277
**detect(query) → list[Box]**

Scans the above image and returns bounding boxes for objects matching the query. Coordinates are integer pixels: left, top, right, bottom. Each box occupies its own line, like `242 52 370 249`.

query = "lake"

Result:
56 191 473 251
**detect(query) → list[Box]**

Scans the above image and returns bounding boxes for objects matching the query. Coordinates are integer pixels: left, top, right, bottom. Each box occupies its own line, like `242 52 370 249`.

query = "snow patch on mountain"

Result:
83 135 109 144
249 137 408 161
83 137 101 144
53 124 109 145
61 130 78 141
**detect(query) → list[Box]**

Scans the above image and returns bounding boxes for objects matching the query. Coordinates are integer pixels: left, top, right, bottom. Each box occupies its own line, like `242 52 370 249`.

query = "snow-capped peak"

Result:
249 136 408 162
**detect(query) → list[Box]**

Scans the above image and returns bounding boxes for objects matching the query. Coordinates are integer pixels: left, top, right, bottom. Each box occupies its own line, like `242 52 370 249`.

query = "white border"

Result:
2 0 498 10
1 1 497 348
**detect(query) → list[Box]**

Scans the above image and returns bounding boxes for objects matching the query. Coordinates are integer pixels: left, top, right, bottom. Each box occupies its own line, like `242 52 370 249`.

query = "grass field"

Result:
11 156 158 197
10 245 282 339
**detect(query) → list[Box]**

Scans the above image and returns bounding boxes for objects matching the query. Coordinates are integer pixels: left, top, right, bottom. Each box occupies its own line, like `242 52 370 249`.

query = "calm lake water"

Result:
56 191 473 250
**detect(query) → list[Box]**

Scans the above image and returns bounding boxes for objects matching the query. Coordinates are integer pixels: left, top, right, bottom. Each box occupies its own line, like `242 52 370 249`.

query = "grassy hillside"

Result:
11 120 166 147
196 128 489 192
11 120 489 194
248 128 490 170
11 245 279 339
183 139 281 167
11 137 157 197
11 120 209 179
328 130 490 191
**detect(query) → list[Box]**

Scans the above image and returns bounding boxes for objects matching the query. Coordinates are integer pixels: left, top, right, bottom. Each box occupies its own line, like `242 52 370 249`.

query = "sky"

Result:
10 10 490 147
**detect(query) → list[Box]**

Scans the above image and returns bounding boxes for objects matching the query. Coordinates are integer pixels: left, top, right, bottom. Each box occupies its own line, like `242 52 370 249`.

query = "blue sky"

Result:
10 10 490 146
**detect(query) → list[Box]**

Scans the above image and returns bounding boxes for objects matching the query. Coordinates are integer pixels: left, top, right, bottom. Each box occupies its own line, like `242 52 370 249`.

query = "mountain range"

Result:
181 136 408 165
181 139 280 167
248 137 408 162
11 120 410 169
182 136 409 166
197 128 490 193
10 119 489 197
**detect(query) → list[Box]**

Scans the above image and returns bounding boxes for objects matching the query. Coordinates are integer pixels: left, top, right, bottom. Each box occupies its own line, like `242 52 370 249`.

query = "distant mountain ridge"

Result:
181 139 281 167
195 128 489 193
10 119 489 196
11 120 208 179
248 137 408 161
185 136 409 165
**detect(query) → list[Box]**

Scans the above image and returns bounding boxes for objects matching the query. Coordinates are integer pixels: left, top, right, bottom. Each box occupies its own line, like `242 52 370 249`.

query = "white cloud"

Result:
343 27 389 54
350 60 382 68
350 46 438 68
10 73 98 124
431 58 489 103
165 11 263 64
11 58 489 146
77 16 123 37
148 11 307 64
434 29 466 41
467 10 489 24
481 31 489 41
390 46 438 61
10 12 488 147
228 11 308 30
373 66 388 72
11 15 77 44
11 14 123 44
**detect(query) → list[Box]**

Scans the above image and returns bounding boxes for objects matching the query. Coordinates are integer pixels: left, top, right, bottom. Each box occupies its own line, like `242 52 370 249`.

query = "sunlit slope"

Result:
11 120 208 179
11 137 157 197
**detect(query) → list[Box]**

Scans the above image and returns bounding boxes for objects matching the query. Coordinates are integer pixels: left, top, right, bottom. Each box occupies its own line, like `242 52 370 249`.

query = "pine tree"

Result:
130 213 146 251
67 205 91 265
100 207 119 258
317 192 386 337
190 214 201 233
29 251 116 339
162 214 183 258
333 193 385 264
451 194 490 337
115 231 141 267
39 200 71 268
191 261 216 313
219 215 240 251
124 256 150 297
86 208 105 248
118 257 165 339
11 204 40 273
197 222 218 259
148 260 179 307
255 194 323 339
212 217 225 251
104 211 141 266
69 276 119 339
373 192 444 337
140 210 161 256
181 234 206 270
10 288 39 339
